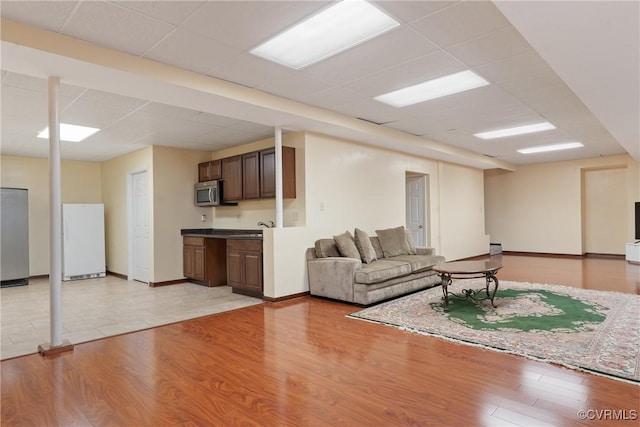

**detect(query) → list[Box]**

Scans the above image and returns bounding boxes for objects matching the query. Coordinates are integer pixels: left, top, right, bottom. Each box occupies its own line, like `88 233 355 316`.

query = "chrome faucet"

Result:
257 221 275 228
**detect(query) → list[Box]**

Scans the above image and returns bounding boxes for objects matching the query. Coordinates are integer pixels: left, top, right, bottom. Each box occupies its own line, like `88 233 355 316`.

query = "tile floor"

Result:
0 275 263 360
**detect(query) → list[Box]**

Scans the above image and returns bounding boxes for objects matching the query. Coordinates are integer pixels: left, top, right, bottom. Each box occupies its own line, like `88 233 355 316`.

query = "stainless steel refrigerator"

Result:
1 188 29 287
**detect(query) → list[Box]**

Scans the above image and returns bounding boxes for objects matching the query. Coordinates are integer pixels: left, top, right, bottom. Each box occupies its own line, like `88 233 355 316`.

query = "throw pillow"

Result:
333 231 361 260
354 228 377 264
375 226 413 258
405 229 417 255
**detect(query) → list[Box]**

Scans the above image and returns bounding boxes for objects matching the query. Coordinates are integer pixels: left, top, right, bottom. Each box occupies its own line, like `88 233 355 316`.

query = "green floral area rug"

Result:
348 280 640 383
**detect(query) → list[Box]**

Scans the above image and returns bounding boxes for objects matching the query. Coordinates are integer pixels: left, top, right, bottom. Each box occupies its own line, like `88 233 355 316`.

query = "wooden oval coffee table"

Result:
432 261 503 310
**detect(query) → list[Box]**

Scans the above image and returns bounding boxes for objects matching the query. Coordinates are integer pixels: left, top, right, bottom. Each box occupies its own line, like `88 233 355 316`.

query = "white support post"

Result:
38 76 73 356
48 76 62 347
274 126 283 229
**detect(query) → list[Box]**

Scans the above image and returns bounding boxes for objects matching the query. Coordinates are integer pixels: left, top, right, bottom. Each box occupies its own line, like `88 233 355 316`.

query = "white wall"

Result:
101 147 153 278
485 154 639 255
265 132 490 298
152 146 212 283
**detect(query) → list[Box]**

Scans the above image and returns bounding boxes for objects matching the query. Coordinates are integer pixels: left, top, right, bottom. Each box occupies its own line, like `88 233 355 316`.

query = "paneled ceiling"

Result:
1 1 638 167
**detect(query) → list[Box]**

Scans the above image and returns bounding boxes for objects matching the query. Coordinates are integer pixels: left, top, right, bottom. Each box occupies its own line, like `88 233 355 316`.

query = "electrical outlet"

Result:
319 202 325 211
201 214 206 222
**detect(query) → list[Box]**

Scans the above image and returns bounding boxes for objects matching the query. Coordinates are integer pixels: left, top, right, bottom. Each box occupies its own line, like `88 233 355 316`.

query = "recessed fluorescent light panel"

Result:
38 124 100 142
518 142 584 154
250 0 400 69
374 70 489 107
474 122 556 140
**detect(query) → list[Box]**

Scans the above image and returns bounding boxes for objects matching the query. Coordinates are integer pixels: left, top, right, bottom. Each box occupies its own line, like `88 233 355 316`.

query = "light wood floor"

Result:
0 276 262 360
1 255 639 426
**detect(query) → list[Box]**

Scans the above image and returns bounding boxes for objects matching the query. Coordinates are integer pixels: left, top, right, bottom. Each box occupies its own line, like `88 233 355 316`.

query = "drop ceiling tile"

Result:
151 119 220 140
180 1 330 51
474 51 557 83
208 53 290 89
62 1 175 56
446 27 533 67
143 28 241 74
0 0 78 33
344 50 465 97
188 113 241 128
497 72 567 101
2 72 85 98
375 1 456 24
384 116 455 136
301 87 366 110
2 86 50 123
114 1 204 25
331 99 406 125
140 102 200 119
256 71 333 103
79 88 147 110
410 1 510 48
402 85 522 118
305 26 438 85
60 99 134 128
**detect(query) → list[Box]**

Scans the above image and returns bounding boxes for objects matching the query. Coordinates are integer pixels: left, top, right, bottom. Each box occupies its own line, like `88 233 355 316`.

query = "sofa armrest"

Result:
307 257 362 302
415 247 436 256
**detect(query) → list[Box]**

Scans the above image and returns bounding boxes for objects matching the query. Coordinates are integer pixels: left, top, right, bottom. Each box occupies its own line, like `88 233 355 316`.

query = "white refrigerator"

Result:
63 204 106 281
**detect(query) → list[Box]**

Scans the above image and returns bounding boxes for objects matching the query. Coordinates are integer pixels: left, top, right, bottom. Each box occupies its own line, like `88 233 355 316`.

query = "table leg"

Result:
440 273 452 310
485 271 499 308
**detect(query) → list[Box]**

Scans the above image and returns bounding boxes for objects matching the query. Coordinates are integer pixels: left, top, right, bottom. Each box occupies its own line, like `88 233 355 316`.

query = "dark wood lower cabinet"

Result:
183 237 227 287
226 239 263 298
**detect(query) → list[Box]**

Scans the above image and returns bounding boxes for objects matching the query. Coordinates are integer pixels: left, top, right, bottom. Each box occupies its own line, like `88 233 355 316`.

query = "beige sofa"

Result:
306 227 445 305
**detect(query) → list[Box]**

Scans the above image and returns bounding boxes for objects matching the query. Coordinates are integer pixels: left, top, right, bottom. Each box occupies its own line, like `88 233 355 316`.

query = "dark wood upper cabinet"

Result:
242 152 260 199
260 147 296 199
221 156 242 202
198 160 221 182
198 147 295 202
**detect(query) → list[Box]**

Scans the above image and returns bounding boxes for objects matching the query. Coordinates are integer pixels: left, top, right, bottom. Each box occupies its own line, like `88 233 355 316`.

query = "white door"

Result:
406 175 426 247
132 171 149 283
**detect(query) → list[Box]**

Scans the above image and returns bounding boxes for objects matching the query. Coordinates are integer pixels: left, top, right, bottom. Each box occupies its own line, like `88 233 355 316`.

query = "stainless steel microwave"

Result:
195 180 220 206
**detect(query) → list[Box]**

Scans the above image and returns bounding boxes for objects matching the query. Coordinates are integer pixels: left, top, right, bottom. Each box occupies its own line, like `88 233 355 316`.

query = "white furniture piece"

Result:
63 204 106 280
625 242 640 264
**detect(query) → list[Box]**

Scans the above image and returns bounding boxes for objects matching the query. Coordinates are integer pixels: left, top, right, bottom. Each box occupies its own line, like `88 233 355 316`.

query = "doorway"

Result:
406 174 428 247
582 166 627 255
128 170 149 283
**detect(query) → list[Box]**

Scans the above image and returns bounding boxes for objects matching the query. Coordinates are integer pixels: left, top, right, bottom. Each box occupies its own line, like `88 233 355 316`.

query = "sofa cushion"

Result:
354 260 412 284
375 226 413 257
315 239 341 258
370 237 385 260
333 231 361 259
388 254 445 273
405 230 417 255
354 228 377 264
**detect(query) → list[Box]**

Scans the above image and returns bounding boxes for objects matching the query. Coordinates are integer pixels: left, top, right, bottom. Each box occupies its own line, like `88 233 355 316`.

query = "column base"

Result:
37 339 74 356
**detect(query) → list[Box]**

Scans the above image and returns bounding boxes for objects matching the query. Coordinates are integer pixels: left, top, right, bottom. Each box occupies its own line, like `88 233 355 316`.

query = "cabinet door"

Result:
221 156 243 201
243 252 263 291
198 162 211 182
242 152 260 199
183 246 195 278
259 147 296 199
260 149 276 198
193 246 206 281
198 160 222 182
226 250 244 286
209 160 221 180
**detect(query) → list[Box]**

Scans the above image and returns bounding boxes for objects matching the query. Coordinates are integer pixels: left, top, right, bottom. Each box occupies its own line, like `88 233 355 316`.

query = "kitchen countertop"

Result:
181 228 263 240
